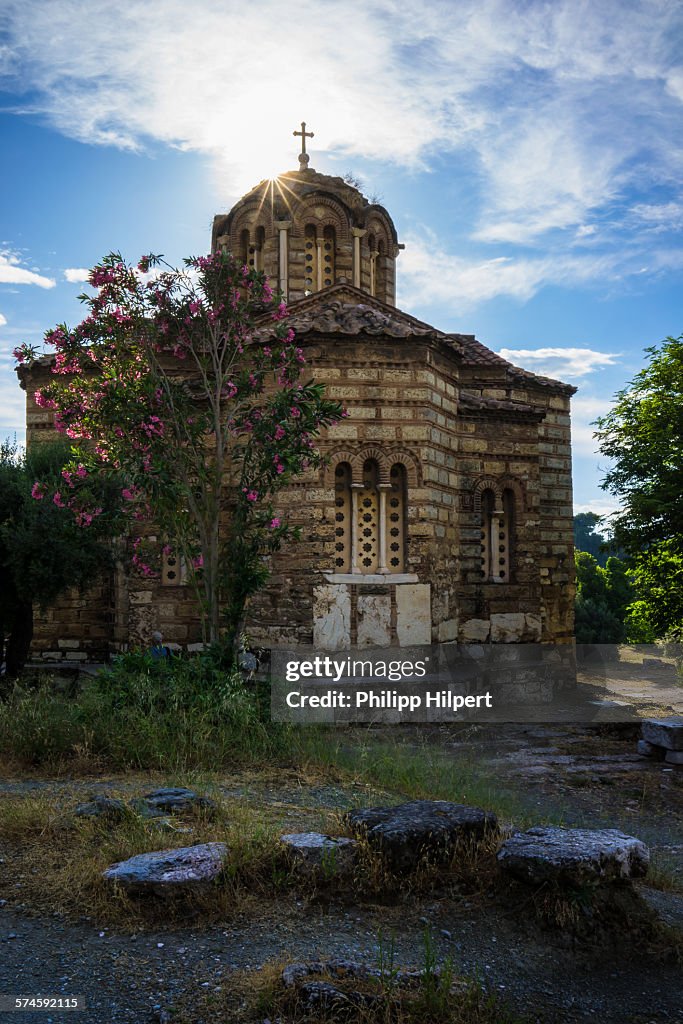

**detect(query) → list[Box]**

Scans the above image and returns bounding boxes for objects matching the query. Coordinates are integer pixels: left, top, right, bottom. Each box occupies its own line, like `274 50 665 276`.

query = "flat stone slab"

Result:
280 833 358 875
642 718 683 751
345 800 498 870
74 795 128 821
497 826 649 887
131 788 217 818
102 842 228 895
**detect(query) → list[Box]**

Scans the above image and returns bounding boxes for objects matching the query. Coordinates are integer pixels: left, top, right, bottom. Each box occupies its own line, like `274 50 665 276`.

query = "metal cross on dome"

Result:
293 121 314 168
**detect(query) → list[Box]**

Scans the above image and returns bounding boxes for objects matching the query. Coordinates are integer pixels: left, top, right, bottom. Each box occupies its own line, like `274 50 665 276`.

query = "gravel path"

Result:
1 891 682 1024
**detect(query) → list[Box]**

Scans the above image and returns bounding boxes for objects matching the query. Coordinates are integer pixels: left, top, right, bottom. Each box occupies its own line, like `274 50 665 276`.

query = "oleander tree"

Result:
15 251 342 655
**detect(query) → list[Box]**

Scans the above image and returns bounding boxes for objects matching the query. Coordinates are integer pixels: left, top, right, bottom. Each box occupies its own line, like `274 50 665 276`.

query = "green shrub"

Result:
0 649 290 770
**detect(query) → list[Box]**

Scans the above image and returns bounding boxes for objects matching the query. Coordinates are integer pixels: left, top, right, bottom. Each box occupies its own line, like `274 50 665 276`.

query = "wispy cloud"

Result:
0 250 55 289
497 347 621 380
570 395 616 456
0 0 681 251
63 267 90 283
573 497 622 517
0 313 7 327
398 231 617 310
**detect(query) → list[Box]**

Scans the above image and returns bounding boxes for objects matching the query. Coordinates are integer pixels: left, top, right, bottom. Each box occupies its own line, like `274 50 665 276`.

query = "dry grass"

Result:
172 957 528 1024
0 785 502 929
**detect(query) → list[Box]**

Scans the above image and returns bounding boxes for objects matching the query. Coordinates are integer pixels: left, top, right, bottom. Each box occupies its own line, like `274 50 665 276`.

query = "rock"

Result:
664 750 683 765
102 842 228 895
280 832 358 876
74 795 128 822
642 718 683 751
459 618 491 642
636 739 658 758
132 788 217 818
497 826 649 887
490 613 526 643
345 800 498 870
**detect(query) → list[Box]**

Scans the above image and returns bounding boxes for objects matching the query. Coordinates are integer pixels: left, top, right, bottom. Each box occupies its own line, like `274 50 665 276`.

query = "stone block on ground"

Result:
636 739 659 758
345 800 498 870
497 826 649 887
664 750 683 765
131 788 217 818
280 832 358 876
74 795 128 822
102 842 228 895
641 718 683 751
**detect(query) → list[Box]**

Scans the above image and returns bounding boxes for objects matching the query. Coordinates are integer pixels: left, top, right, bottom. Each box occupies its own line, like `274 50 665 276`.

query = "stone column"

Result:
274 220 291 300
351 227 366 289
378 483 392 574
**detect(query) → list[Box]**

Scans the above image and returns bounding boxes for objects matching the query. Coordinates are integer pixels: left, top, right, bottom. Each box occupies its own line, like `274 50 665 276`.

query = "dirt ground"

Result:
1 724 682 1023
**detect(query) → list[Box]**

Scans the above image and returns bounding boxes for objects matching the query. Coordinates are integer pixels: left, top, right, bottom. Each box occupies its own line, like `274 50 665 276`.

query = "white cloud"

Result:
497 347 621 380
0 0 681 244
0 250 55 289
0 313 7 326
573 498 622 517
398 231 616 310
63 267 90 283
569 395 616 455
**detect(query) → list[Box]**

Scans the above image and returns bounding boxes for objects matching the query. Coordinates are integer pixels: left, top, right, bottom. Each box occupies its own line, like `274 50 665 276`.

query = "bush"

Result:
0 649 290 771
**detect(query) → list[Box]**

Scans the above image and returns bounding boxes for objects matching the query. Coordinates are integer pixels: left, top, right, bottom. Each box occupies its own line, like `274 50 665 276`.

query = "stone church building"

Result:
20 137 575 660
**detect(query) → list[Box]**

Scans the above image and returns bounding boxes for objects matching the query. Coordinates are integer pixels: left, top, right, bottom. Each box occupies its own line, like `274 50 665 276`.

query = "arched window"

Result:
254 226 265 272
480 487 514 582
480 488 495 580
387 463 407 571
322 226 336 287
332 457 410 576
333 462 351 572
501 488 515 582
239 229 250 270
304 224 317 293
358 459 380 573
367 233 377 296
161 545 187 586
376 239 386 302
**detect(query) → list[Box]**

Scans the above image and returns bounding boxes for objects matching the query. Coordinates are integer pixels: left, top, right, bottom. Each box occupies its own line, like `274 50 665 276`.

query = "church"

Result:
21 128 576 660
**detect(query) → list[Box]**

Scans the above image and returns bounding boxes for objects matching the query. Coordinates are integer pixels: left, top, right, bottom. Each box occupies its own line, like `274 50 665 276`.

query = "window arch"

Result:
239 229 250 270
254 226 266 272
479 486 515 582
330 456 410 575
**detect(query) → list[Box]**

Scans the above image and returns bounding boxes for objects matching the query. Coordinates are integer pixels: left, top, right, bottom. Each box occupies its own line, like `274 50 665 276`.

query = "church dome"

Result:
211 126 401 306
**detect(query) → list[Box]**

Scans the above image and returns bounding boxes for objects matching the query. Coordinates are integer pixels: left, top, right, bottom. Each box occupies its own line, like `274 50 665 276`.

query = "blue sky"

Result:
1 0 682 516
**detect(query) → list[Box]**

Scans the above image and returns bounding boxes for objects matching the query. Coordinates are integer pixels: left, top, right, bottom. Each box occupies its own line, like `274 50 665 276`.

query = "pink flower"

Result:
242 488 259 502
31 482 46 500
192 554 204 569
269 517 281 529
274 425 285 440
53 491 65 508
